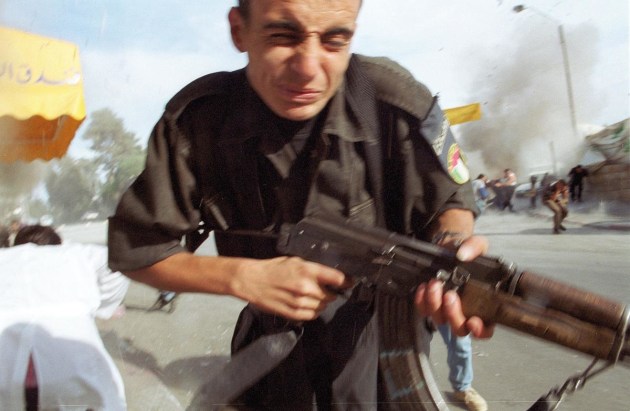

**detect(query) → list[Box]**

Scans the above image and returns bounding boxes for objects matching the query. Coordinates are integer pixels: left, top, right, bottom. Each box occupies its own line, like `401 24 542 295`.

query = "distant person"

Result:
543 180 569 234
0 225 129 410
528 175 538 209
149 290 178 312
493 168 517 211
472 174 490 212
503 168 517 186
540 173 554 197
7 218 22 246
568 164 589 202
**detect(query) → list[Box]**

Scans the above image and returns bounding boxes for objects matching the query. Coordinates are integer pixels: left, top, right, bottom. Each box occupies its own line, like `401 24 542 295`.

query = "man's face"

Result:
229 0 360 121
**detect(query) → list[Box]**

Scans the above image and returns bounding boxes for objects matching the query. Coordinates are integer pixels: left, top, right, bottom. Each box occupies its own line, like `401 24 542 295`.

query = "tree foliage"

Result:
82 108 143 174
43 108 146 223
45 157 99 224
79 108 146 216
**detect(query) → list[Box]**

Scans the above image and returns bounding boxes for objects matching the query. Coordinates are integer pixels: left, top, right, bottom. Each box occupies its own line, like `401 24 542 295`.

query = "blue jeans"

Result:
475 199 487 213
437 324 473 392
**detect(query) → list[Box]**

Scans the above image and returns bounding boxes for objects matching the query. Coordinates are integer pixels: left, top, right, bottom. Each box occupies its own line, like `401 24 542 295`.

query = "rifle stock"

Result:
277 215 630 366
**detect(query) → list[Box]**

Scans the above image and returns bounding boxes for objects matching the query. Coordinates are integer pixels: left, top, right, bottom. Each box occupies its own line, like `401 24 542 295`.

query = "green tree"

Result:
80 108 145 215
99 149 146 213
45 157 99 224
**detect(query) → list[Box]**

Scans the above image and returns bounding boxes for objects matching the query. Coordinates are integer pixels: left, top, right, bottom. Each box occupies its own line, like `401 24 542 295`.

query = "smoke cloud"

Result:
0 161 48 220
457 20 602 180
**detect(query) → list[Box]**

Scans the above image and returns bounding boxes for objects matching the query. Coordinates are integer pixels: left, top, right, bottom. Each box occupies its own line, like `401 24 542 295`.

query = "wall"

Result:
585 163 630 202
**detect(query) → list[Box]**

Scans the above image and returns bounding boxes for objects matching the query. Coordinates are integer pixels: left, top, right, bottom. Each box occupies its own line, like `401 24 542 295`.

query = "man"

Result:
568 164 589 202
471 174 490 212
7 218 22 246
493 168 517 211
543 179 569 234
0 225 128 410
108 1 493 409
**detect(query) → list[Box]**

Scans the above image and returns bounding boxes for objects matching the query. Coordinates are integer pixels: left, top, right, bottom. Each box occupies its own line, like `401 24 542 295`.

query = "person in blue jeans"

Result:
438 324 488 411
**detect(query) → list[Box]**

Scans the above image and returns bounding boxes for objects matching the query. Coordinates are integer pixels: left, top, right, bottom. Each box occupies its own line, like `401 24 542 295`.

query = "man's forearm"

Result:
123 252 249 296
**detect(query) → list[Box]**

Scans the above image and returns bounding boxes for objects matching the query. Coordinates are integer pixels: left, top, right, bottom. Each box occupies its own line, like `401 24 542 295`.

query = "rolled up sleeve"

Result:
108 114 202 272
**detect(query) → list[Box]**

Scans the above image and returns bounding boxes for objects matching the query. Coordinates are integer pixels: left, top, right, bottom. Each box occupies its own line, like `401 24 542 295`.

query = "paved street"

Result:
62 199 630 410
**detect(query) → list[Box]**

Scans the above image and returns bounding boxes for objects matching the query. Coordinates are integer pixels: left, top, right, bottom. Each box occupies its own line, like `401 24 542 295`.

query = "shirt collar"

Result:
323 55 379 143
221 55 379 147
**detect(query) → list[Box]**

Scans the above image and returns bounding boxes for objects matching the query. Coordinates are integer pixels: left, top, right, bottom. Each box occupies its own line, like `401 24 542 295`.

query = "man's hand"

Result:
124 252 350 323
414 235 495 339
232 256 350 321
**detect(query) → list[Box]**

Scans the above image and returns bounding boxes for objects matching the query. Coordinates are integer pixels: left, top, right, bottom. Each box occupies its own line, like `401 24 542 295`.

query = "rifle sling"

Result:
187 329 302 410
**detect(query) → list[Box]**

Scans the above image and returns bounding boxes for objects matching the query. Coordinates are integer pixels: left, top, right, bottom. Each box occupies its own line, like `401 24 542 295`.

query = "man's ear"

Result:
228 7 246 52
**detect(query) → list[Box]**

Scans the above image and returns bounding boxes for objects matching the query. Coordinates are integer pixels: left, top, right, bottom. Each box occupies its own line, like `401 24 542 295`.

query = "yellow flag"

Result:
444 103 481 125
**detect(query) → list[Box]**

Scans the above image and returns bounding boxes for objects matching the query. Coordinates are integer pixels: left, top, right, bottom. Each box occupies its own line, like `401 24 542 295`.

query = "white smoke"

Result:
457 20 602 180
0 161 49 221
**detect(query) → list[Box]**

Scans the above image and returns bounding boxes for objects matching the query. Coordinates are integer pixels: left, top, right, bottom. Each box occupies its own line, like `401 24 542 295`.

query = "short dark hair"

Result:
14 225 62 246
238 0 250 20
237 0 362 21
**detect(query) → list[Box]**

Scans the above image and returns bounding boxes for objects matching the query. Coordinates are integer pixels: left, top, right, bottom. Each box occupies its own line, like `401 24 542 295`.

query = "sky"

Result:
1 0 629 182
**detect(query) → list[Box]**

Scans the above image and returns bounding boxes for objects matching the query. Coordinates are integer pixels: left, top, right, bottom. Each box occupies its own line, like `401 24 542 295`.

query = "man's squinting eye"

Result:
268 30 353 51
269 31 302 46
320 32 353 51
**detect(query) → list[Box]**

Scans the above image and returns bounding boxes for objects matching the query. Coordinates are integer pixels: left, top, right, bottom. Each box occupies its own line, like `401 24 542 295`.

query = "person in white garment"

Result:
0 225 129 411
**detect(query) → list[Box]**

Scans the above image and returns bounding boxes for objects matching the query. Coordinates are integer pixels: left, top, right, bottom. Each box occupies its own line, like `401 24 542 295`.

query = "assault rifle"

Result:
277 215 630 410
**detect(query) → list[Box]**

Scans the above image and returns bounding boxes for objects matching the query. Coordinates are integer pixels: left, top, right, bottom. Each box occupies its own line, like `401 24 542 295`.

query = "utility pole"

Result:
514 5 579 142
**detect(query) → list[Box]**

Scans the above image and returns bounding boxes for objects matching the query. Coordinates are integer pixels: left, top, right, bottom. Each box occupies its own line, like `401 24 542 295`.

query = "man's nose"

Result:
289 35 322 80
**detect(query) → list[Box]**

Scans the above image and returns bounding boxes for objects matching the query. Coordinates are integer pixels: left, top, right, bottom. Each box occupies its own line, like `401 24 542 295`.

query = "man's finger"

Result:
466 317 495 339
442 291 495 339
308 261 347 288
442 290 469 336
456 235 489 261
415 280 446 324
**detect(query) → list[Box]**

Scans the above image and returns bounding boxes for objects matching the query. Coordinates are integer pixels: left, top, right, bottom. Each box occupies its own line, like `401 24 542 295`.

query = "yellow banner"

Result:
0 26 86 162
444 103 481 125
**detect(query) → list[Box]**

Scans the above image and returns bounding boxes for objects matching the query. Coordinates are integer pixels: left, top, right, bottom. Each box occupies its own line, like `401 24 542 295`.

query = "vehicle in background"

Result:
81 211 99 222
